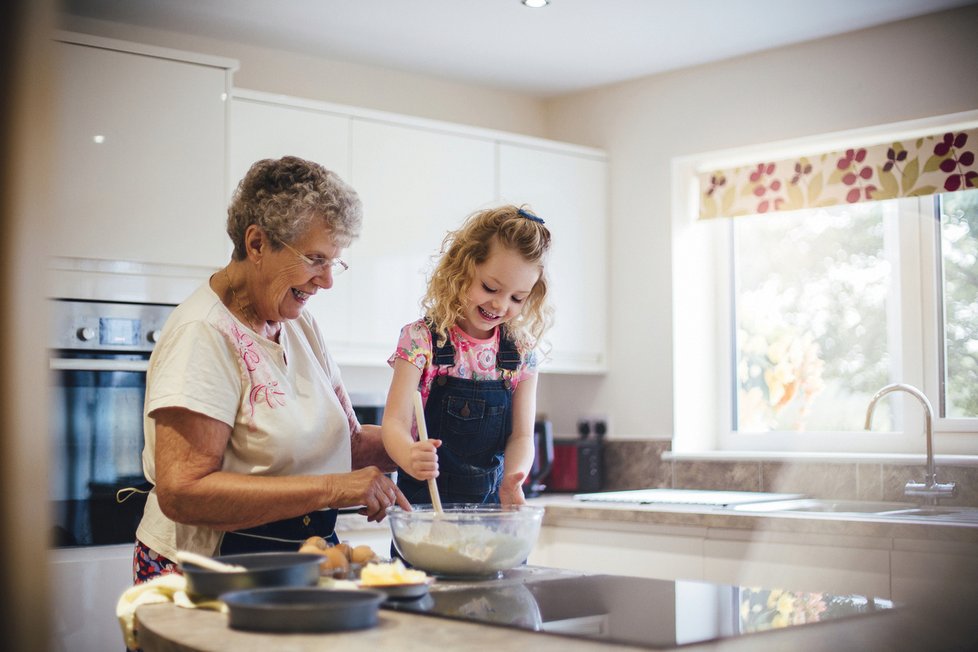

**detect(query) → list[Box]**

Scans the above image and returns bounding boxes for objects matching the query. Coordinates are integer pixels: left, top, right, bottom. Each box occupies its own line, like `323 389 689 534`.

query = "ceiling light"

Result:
522 0 549 7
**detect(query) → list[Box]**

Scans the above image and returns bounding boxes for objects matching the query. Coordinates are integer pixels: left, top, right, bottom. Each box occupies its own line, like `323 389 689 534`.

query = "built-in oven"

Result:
49 298 174 548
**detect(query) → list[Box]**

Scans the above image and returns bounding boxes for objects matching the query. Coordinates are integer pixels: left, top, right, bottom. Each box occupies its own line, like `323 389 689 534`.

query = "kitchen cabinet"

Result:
890 542 978 604
228 92 355 346
341 119 497 364
528 523 705 582
498 144 609 372
531 501 978 604
701 533 891 597
50 544 134 652
50 33 236 269
228 89 608 372
532 523 893 598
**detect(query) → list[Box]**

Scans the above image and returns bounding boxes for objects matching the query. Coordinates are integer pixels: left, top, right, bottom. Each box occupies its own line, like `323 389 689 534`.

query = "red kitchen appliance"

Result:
548 437 603 493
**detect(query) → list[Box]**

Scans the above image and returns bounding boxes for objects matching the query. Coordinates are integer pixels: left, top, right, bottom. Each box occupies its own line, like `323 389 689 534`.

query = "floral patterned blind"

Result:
698 127 978 219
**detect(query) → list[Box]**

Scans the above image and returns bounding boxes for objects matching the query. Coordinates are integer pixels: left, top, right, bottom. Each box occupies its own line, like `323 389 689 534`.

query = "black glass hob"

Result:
382 567 893 649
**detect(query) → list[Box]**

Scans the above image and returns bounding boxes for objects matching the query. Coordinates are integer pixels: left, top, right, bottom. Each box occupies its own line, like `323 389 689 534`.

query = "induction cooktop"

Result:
382 568 893 649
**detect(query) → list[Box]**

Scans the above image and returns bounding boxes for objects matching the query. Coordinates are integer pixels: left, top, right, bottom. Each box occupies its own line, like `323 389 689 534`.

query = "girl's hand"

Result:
499 471 527 506
407 438 441 481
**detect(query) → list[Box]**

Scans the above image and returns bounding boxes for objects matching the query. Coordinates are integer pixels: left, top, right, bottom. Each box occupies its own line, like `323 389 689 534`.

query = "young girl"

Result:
381 205 552 507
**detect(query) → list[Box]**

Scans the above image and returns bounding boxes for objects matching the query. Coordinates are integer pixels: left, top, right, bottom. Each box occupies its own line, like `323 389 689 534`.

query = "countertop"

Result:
135 567 977 652
138 497 978 651
525 494 978 545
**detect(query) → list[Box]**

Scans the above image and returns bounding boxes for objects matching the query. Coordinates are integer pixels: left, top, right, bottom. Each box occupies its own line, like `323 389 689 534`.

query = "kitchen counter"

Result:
135 496 978 651
526 494 978 544
134 566 977 652
522 493 978 612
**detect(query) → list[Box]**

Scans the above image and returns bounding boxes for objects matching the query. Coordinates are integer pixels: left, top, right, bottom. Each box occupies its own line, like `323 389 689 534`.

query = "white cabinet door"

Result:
703 538 891 598
229 96 354 347
50 40 230 268
344 119 497 365
529 525 705 581
50 545 135 652
498 144 608 372
228 97 352 194
224 91 608 373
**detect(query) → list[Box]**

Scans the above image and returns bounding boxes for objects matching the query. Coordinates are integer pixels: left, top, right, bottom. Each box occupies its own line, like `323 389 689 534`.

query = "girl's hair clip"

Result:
517 208 545 224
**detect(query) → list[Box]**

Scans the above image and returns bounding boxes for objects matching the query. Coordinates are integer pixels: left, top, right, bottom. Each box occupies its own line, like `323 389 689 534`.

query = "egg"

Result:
350 545 378 565
297 543 325 555
333 542 352 560
321 546 350 575
302 536 328 550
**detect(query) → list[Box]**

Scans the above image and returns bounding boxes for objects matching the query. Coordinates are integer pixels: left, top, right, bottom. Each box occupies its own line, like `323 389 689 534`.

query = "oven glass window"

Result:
50 353 150 547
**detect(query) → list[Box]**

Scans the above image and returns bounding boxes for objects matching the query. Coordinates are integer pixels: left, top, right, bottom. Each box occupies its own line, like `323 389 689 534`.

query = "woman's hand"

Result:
499 471 527 506
405 438 441 481
325 466 410 522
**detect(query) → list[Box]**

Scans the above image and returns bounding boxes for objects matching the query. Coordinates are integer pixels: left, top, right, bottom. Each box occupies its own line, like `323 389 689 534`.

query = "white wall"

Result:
541 5 978 440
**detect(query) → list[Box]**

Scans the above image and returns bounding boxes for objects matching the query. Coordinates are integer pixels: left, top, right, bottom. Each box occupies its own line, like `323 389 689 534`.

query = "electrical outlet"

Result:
588 414 610 440
577 415 610 440
576 418 592 439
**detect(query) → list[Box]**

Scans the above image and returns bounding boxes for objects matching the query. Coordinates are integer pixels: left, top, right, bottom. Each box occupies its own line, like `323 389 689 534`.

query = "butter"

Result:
359 559 428 586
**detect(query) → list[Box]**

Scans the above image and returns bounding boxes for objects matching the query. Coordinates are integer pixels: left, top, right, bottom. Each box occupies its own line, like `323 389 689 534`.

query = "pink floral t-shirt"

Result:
388 319 538 406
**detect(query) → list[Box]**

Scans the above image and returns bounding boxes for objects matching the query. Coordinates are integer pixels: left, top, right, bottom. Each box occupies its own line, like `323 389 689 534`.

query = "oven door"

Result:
49 352 152 547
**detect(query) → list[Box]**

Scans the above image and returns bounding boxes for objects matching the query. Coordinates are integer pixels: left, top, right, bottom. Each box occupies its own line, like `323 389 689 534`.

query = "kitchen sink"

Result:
733 498 978 524
732 498 915 514
874 507 978 524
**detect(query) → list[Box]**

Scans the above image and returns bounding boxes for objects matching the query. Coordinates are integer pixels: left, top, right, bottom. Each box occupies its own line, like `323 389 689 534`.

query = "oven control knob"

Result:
147 330 162 344
76 327 96 342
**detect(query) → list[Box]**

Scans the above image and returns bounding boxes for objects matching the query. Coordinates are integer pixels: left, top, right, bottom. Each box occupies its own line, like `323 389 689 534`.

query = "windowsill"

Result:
662 450 978 466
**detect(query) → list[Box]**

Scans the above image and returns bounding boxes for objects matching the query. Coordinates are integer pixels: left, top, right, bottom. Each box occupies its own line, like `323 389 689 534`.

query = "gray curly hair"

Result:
227 156 362 260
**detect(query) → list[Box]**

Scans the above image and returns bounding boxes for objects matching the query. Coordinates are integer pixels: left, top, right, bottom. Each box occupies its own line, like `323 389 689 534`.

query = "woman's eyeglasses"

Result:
281 241 349 275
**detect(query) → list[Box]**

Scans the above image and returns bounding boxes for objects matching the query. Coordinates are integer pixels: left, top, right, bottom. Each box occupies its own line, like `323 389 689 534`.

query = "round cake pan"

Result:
222 588 387 633
181 552 322 599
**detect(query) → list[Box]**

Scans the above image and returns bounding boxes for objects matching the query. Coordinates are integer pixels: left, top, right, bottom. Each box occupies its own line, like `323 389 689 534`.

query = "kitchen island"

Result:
136 496 978 651
135 565 976 651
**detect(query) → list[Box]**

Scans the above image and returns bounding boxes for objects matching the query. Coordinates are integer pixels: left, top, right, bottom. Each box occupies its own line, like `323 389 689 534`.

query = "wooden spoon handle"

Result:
175 551 245 573
412 391 444 513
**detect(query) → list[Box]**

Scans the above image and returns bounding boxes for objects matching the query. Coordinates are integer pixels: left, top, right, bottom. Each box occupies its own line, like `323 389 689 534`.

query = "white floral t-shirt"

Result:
136 282 353 558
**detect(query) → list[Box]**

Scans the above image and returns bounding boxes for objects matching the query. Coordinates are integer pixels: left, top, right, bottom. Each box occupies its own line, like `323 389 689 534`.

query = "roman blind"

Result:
698 127 977 220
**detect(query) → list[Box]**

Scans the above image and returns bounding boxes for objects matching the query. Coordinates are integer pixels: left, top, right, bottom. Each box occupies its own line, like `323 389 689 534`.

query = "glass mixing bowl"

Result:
386 504 544 578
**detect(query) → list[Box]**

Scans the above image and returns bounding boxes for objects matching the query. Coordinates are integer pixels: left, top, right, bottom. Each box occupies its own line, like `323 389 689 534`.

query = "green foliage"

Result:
732 189 978 431
941 190 978 418
733 203 890 431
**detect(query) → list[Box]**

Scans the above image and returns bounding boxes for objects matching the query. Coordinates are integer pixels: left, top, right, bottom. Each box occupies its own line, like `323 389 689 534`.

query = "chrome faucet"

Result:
864 383 956 505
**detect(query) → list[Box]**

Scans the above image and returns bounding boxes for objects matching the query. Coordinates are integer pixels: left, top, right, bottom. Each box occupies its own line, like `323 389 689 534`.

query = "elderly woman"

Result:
133 156 408 582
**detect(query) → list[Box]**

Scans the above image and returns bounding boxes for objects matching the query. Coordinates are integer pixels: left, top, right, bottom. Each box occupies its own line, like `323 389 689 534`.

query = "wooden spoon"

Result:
175 551 246 573
412 390 443 513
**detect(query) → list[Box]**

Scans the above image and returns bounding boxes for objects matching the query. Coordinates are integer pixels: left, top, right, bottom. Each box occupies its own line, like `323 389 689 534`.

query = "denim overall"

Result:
219 510 339 554
396 325 520 506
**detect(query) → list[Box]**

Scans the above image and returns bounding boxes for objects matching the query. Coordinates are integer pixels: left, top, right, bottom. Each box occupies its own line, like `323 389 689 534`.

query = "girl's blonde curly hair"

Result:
423 205 553 354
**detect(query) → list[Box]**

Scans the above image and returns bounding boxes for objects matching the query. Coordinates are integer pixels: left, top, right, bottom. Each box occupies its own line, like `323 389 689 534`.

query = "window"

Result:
672 114 978 455
938 190 978 420
732 200 895 434
731 192 977 437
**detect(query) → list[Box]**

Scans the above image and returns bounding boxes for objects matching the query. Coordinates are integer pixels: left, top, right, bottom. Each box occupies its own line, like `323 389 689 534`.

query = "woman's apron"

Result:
219 510 339 554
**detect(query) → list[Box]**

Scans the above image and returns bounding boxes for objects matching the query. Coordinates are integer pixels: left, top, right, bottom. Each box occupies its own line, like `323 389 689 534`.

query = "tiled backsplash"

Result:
592 440 978 508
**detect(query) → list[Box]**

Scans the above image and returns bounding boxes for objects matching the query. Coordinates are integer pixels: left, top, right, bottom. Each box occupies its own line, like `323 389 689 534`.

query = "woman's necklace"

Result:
224 266 263 334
